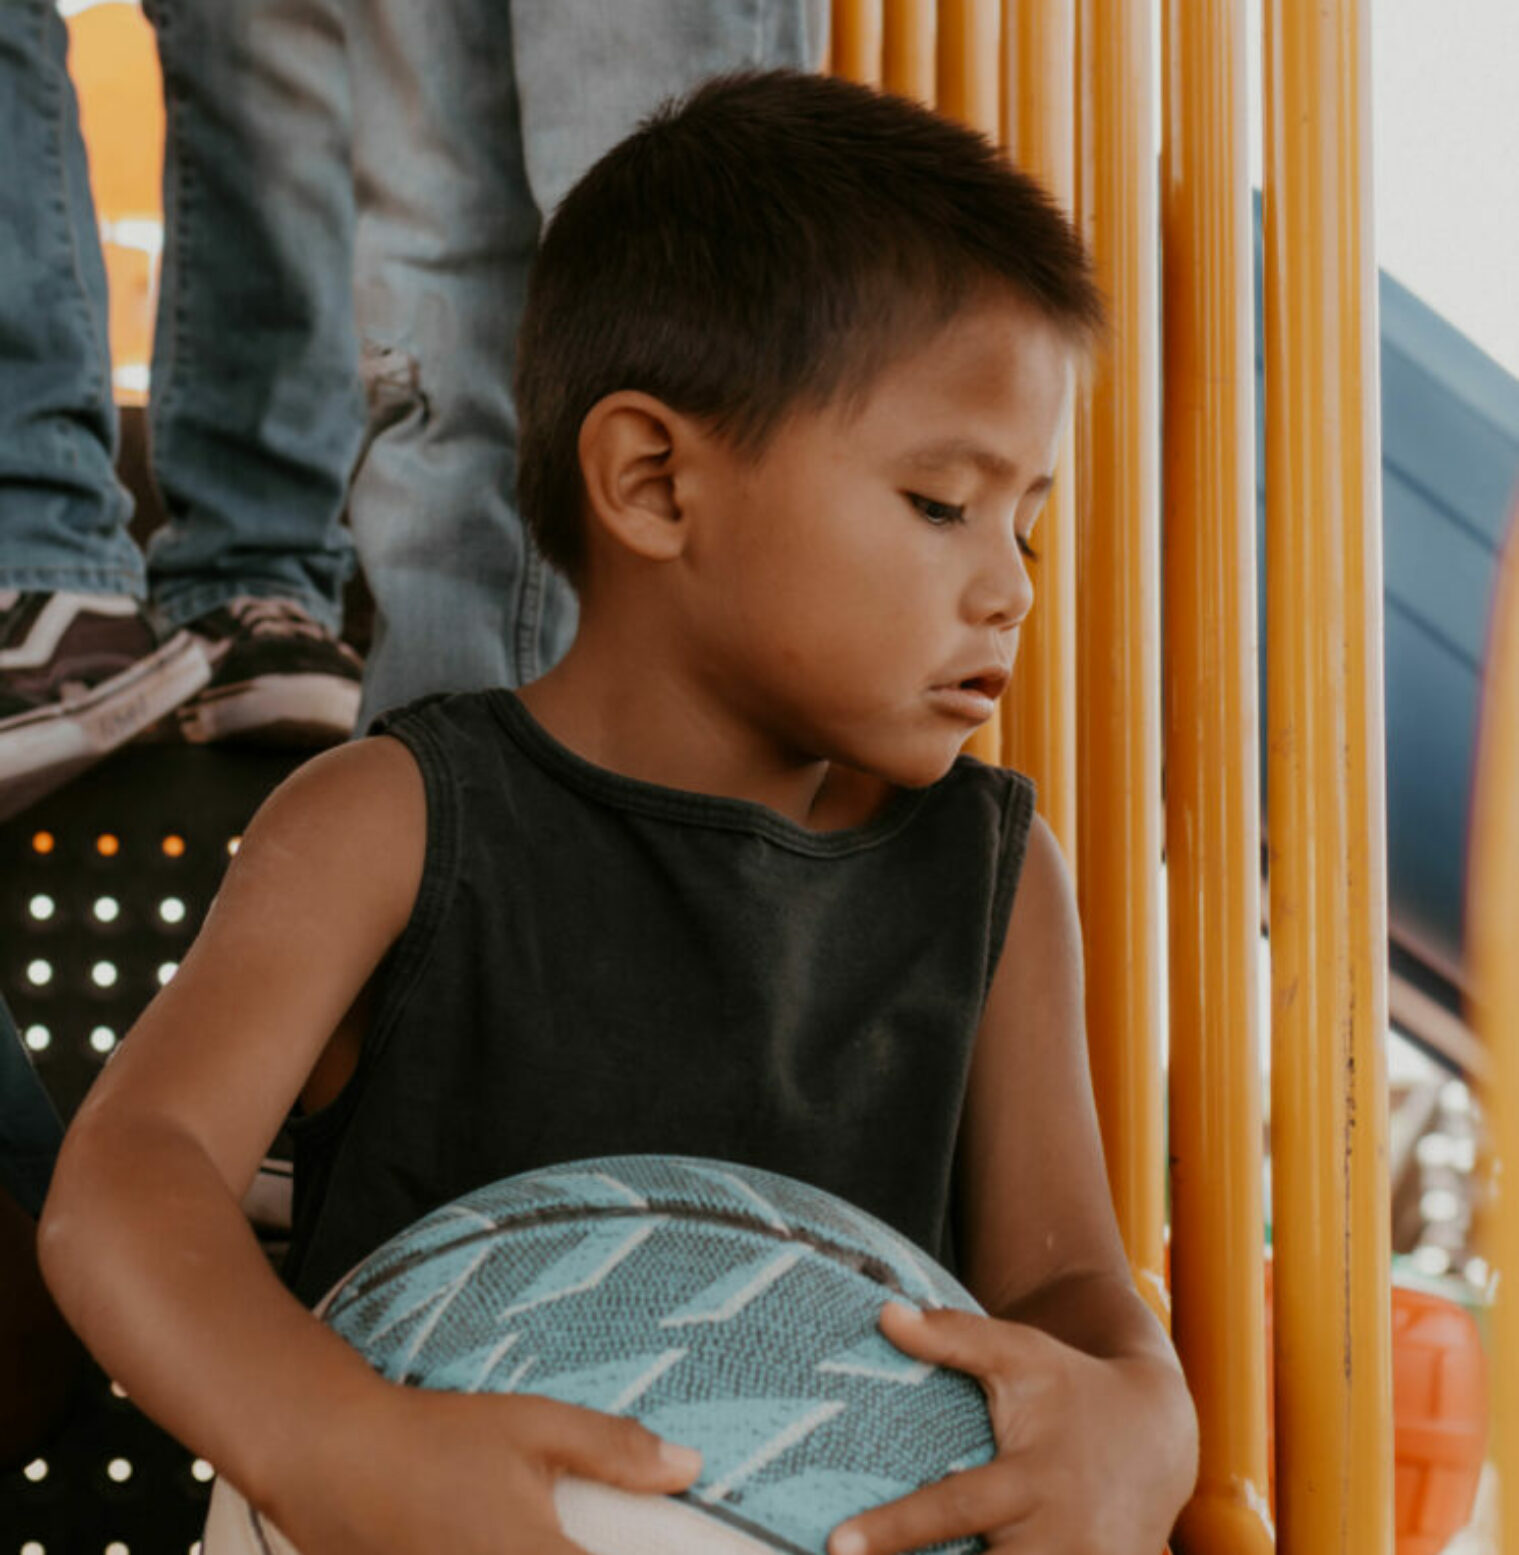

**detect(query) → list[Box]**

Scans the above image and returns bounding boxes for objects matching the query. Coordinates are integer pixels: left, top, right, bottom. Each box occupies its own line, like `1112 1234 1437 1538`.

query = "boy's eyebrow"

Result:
900 439 1055 495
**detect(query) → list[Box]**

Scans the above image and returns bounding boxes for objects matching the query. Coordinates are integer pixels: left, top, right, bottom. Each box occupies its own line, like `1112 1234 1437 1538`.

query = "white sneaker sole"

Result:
178 672 360 747
0 632 211 822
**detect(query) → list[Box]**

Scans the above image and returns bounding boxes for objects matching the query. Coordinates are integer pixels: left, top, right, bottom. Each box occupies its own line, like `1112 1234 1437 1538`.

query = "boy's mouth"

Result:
953 669 1010 700
927 666 1010 722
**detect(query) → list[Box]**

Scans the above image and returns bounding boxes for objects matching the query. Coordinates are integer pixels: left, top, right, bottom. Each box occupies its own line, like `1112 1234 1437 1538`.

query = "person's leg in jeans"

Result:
346 0 820 731
144 0 369 746
0 0 209 819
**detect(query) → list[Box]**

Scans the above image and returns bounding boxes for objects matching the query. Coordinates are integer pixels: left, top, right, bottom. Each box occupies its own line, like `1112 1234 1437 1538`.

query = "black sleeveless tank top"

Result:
282 691 1036 1305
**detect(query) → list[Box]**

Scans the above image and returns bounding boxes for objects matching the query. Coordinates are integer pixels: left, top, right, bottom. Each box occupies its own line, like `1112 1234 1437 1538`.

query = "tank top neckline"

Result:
487 689 935 857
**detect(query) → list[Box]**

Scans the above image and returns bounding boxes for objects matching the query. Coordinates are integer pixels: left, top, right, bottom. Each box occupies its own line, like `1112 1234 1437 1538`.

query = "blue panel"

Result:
1384 464 1498 670
1249 198 1519 1000
1384 602 1478 973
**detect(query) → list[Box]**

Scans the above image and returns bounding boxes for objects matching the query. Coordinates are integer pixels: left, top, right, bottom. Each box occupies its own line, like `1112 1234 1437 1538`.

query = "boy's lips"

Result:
927 665 1010 722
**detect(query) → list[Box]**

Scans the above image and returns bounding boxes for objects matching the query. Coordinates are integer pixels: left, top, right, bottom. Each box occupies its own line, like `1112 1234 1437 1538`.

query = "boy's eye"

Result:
907 493 966 526
906 492 1040 560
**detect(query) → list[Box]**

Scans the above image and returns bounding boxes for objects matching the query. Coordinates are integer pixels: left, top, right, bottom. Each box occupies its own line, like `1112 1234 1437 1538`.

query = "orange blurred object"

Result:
66 1 164 405
1259 1263 1488 1553
95 833 121 858
1388 1288 1490 1555
161 833 187 859
30 830 56 856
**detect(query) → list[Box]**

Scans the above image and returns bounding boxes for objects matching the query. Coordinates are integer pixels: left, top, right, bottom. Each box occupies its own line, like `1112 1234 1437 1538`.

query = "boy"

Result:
41 71 1198 1554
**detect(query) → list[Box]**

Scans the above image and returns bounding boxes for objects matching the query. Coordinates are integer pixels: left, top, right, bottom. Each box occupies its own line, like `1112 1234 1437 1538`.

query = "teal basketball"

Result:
205 1155 994 1554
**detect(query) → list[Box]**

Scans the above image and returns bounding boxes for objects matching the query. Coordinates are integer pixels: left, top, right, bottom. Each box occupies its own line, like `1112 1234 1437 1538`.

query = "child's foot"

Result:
0 590 212 822
178 596 362 747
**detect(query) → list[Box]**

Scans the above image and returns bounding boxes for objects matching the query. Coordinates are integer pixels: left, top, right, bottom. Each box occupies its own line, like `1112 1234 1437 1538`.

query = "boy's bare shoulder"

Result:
255 730 424 822
239 732 422 858
1002 810 1083 985
211 732 428 952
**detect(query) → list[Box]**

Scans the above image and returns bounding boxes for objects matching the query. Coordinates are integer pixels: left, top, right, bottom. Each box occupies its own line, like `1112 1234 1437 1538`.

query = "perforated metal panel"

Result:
2 745 302 1124
4 1371 219 1555
2 743 306 1555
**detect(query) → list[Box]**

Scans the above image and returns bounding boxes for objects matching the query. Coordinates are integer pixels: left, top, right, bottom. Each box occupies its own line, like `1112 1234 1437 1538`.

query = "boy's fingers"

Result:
828 1461 1032 1555
521 1398 703 1491
877 1302 1035 1377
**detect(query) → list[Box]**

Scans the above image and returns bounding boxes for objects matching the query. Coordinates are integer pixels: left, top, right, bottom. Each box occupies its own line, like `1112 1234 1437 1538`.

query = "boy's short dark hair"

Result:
515 69 1103 585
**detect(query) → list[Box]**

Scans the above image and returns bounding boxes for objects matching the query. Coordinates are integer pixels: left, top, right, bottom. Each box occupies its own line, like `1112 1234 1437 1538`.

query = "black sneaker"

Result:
0 590 212 822
179 596 362 747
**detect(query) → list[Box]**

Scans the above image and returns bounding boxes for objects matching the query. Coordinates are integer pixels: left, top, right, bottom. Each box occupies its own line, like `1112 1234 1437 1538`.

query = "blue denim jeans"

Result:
346 0 822 728
0 0 820 722
0 0 361 635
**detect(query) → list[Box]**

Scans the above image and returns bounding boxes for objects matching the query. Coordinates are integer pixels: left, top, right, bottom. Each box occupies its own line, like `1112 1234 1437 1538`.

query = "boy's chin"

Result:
821 717 982 793
869 738 971 791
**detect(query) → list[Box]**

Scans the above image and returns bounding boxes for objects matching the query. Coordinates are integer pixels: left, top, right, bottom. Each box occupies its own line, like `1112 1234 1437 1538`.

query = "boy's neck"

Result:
516 634 895 834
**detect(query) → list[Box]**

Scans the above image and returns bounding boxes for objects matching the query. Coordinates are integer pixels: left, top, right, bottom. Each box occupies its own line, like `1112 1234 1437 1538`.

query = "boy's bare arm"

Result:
831 814 1197 1555
954 813 1180 1361
38 740 698 1552
38 739 425 1510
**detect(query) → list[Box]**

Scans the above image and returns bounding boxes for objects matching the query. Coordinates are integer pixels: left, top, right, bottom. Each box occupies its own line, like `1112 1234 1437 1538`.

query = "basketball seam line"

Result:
323 1202 931 1320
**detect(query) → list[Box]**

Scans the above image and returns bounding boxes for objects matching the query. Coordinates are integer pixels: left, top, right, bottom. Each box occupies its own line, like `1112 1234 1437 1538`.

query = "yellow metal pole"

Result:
935 0 999 130
1161 1 1272 1550
882 0 937 105
831 0 884 86
935 0 1003 767
1467 507 1519 1555
1263 0 1393 1550
1074 0 1167 1318
1000 0 1078 868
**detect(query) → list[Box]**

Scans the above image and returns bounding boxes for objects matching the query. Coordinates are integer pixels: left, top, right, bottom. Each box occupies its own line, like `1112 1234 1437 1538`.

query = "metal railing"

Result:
827 4 1394 1550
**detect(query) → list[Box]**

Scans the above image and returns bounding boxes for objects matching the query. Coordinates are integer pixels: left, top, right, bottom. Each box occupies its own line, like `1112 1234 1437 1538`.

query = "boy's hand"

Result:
827 1302 1178 1555
269 1383 702 1555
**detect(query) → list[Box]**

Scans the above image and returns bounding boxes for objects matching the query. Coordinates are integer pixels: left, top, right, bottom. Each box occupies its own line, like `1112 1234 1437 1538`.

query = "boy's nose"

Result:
964 528 1034 629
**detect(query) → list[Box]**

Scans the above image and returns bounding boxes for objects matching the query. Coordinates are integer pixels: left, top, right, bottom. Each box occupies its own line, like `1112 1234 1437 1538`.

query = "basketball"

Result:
204 1154 994 1554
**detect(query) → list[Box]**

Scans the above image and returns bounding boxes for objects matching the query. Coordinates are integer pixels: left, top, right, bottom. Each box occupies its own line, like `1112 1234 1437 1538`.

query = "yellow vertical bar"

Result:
1074 0 1167 1316
1468 510 1519 1555
882 0 937 104
935 0 999 128
1000 0 1078 867
1263 0 1393 1550
1161 1 1272 1550
935 0 1003 767
831 0 884 86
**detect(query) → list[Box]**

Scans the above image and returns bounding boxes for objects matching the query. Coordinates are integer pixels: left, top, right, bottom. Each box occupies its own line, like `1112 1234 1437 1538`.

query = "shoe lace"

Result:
228 597 328 642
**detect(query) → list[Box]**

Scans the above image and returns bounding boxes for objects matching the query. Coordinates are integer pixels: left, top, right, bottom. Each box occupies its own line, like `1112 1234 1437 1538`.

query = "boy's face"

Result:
684 295 1074 789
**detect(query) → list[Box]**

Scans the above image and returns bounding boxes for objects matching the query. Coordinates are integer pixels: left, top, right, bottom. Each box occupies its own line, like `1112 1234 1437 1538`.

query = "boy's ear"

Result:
578 391 700 564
